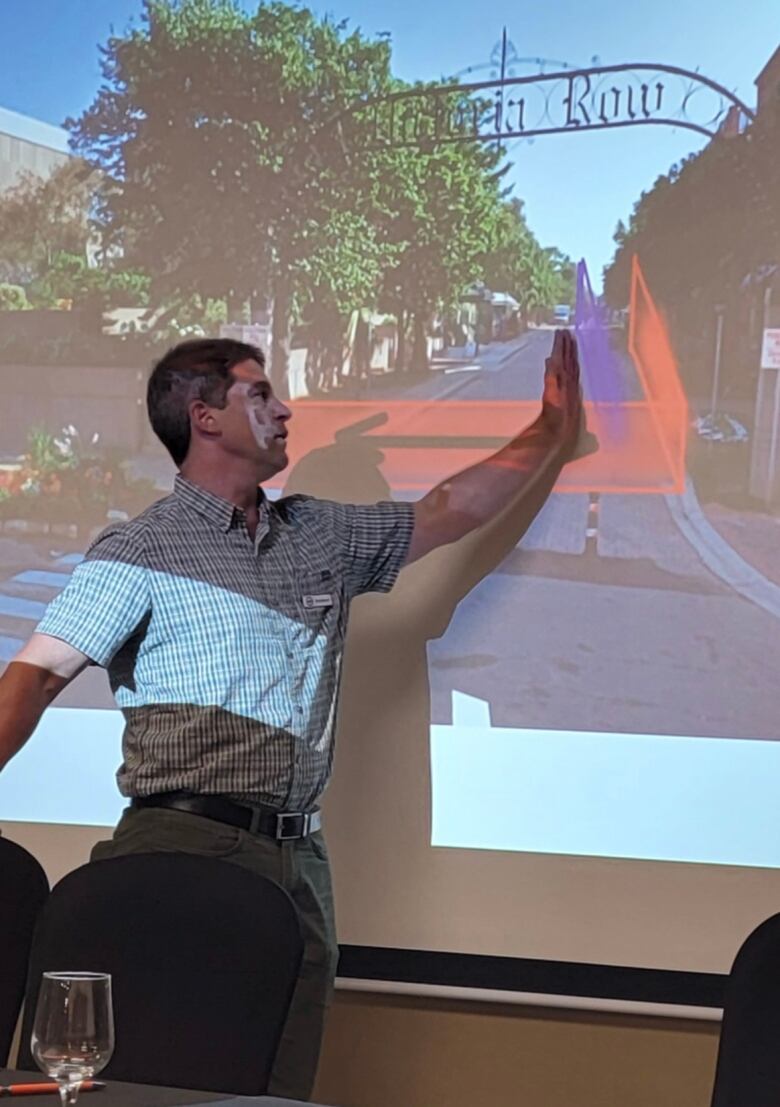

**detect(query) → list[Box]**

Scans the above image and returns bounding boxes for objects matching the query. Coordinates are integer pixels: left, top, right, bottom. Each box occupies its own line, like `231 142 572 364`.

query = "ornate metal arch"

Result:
358 62 756 149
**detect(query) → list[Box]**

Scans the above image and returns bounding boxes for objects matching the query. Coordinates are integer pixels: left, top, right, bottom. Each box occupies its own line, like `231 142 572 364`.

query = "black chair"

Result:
0 835 49 1065
710 912 780 1106
18 853 302 1094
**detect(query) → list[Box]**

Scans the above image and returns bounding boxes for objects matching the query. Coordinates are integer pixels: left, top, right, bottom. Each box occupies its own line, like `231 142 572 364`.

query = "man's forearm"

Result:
0 662 67 772
413 414 567 551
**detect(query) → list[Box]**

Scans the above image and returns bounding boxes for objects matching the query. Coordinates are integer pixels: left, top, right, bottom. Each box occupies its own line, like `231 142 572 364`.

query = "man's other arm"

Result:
0 635 90 772
405 329 594 565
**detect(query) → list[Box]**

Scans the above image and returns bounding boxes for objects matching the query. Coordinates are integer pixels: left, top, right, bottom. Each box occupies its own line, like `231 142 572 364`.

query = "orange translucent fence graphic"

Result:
269 256 687 497
627 254 689 493
272 400 681 495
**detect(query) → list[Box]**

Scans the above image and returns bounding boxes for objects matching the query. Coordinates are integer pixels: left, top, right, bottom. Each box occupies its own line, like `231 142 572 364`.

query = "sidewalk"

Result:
412 330 536 399
345 331 533 403
665 478 780 620
700 498 780 588
430 331 532 373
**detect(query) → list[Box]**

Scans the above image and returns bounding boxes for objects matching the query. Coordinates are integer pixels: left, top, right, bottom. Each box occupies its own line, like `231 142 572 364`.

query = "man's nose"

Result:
276 400 292 422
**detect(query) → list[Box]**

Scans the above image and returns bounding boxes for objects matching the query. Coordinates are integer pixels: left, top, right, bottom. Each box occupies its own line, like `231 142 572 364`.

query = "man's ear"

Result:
189 399 220 439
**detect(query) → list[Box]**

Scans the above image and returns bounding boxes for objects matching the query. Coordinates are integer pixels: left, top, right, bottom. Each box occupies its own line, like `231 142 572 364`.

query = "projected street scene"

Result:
0 1 778 850
275 253 687 497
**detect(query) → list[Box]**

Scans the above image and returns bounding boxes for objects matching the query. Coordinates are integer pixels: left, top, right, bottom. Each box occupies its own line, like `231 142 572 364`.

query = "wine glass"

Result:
31 972 115 1107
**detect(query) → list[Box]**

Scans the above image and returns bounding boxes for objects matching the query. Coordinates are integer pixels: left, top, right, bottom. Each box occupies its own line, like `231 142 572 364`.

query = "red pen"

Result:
0 1084 105 1097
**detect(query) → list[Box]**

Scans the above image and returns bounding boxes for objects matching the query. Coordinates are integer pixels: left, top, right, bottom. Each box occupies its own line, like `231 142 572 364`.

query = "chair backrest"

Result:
710 912 780 1107
18 853 302 1094
0 835 49 1065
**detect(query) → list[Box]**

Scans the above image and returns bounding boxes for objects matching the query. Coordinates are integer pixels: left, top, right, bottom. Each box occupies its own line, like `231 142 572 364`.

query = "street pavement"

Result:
336 324 636 404
332 328 779 741
417 330 779 739
427 489 779 740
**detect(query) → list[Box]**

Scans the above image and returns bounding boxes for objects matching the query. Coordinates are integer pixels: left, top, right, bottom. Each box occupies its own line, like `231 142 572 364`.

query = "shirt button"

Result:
295 705 304 714
286 651 294 660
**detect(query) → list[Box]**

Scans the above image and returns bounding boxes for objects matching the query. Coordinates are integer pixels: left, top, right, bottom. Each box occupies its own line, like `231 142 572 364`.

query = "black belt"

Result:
130 792 322 841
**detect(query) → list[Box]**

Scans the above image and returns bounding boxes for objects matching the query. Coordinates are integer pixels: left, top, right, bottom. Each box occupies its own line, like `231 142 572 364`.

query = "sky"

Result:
0 0 777 286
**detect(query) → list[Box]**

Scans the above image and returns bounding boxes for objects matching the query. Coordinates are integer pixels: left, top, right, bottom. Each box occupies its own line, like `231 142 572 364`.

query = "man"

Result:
0 329 590 1100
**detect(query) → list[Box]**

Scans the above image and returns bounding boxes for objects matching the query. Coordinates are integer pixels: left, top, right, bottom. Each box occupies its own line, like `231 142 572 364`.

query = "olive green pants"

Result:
91 806 338 1102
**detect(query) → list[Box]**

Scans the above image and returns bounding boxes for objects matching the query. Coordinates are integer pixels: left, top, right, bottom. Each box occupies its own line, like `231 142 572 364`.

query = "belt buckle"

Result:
276 812 309 840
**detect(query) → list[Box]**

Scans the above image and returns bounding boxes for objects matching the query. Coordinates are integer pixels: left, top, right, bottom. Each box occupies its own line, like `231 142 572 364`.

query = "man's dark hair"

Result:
146 338 265 466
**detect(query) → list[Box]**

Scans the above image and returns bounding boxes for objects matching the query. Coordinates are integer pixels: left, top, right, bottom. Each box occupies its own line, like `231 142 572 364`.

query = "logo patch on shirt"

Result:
303 593 334 610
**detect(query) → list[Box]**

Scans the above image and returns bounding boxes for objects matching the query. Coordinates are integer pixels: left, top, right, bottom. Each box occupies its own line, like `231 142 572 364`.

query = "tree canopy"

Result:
9 0 576 385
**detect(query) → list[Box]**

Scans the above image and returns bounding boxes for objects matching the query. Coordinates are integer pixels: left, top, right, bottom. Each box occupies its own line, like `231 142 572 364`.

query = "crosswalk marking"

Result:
13 570 77 589
0 635 23 662
0 594 47 619
0 561 76 661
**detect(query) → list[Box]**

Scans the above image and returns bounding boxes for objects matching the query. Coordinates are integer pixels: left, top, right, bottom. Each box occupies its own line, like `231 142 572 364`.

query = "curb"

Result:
665 477 780 620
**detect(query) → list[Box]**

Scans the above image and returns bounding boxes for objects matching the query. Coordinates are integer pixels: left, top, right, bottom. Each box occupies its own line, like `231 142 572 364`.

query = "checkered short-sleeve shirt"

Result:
36 475 415 810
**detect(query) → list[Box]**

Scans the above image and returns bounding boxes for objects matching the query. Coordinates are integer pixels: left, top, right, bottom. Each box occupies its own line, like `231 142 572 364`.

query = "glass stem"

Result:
58 1079 81 1107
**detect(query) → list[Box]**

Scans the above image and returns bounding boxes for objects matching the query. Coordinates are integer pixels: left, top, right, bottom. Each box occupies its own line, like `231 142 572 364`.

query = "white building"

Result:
0 105 70 193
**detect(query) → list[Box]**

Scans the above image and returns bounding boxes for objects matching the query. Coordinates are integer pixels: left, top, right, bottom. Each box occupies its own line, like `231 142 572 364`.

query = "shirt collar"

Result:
174 474 266 533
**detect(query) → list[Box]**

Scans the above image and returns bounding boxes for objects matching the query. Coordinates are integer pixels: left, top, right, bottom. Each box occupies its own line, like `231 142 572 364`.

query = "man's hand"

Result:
404 328 599 565
541 329 598 462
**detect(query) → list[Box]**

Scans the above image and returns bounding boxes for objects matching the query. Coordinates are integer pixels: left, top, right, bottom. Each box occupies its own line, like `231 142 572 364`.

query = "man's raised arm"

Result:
0 635 89 772
405 329 594 565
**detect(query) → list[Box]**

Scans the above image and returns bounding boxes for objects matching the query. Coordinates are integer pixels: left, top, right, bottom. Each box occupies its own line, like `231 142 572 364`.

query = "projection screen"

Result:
0 0 779 1002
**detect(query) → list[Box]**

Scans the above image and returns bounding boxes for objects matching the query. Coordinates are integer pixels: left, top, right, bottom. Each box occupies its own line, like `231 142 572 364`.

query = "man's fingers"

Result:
570 333 580 373
561 329 575 365
544 360 561 396
554 329 576 369
563 333 581 393
547 329 583 399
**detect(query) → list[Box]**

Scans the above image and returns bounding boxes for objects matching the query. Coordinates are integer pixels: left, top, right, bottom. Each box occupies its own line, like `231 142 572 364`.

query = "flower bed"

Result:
0 426 156 536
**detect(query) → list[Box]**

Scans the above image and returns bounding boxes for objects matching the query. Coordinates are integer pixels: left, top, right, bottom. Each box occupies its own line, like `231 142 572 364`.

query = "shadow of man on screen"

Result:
283 415 392 504
281 416 561 937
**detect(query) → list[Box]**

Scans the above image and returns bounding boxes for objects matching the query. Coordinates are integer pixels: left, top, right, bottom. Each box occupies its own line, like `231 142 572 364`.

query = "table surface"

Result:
0 1071 326 1107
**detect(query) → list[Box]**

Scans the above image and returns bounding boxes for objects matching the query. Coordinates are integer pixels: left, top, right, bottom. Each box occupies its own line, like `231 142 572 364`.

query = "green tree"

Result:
69 0 577 387
603 102 779 398
368 104 507 370
543 245 576 308
481 198 535 300
0 161 95 285
28 251 150 311
69 0 395 394
482 200 574 325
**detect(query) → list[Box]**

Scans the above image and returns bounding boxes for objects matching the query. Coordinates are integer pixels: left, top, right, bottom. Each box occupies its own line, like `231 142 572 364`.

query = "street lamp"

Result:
710 303 726 417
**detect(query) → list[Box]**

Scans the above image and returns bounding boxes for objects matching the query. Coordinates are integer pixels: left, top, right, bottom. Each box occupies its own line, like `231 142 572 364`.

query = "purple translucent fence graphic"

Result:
575 258 628 440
